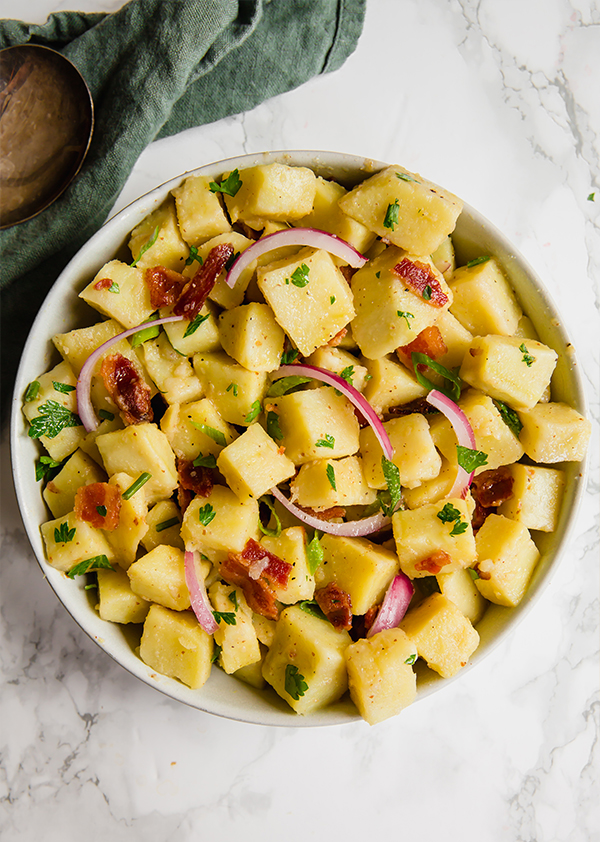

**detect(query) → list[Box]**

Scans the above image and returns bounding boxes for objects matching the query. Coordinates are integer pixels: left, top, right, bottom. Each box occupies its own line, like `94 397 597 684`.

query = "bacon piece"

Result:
414 549 452 574
177 458 214 498
241 538 291 588
470 466 514 508
296 504 346 522
177 486 193 515
94 277 113 291
173 243 234 318
393 258 448 307
100 353 153 425
387 397 439 418
144 265 186 309
315 582 353 630
396 325 448 369
327 327 348 347
220 539 292 620
74 482 121 530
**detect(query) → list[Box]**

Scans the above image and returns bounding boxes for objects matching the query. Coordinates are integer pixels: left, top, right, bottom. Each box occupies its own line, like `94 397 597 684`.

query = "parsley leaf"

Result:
422 285 432 301
450 520 469 536
267 375 311 397
226 382 239 396
98 409 115 421
228 590 238 610
396 172 419 183
24 381 40 402
437 503 462 523
209 169 242 197
299 600 328 621
185 245 201 266
306 531 323 575
289 263 310 288
198 504 216 526
588 192 596 202
107 282 120 294
494 400 523 438
456 445 488 473
258 495 282 538
183 312 209 338
404 653 417 665
130 314 160 348
330 295 336 304
519 342 536 367
266 410 283 441
468 567 480 581
155 516 180 533
285 663 308 700
212 610 237 626
67 555 114 578
339 366 354 386
35 455 61 482
28 400 82 440
131 225 159 267
54 521 76 544
316 433 335 449
383 199 400 231
52 381 75 394
244 400 262 424
280 348 299 365
380 456 402 518
211 643 222 663
122 472 152 500
411 352 462 402
397 310 415 329
96 505 107 517
466 256 491 268
193 452 217 468
326 463 336 491
188 419 227 446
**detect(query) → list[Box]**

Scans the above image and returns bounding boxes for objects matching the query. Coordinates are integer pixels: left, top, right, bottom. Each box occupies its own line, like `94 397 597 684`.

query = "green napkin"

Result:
0 0 364 417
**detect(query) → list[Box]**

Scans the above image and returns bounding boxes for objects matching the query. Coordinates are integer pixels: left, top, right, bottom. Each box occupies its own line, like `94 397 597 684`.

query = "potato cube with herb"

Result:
172 173 232 244
345 629 418 725
431 236 455 281
180 485 260 560
160 398 237 461
128 544 190 611
257 247 355 356
141 500 184 552
97 566 150 624
436 567 487 625
53 318 141 376
79 260 155 329
460 335 557 411
104 472 149 568
219 302 286 372
23 361 86 462
474 514 540 607
96 423 178 505
183 231 256 310
42 449 106 518
338 165 463 254
359 414 442 490
193 351 269 426
290 455 376 509
217 423 295 500
268 386 360 465
209 581 261 674
139 604 213 689
497 463 565 532
392 497 476 578
434 310 474 370
260 527 315 604
262 605 351 714
361 354 427 416
402 457 457 510
41 511 115 573
128 196 189 271
160 300 221 357
400 592 479 678
316 534 399 615
518 402 591 463
140 333 203 405
448 257 522 336
305 347 370 393
223 163 317 224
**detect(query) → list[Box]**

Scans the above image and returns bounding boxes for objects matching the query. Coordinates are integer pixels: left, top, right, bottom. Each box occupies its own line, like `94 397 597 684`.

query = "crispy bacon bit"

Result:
471 500 489 533
296 505 346 522
471 466 514 508
396 325 448 369
94 277 113 291
177 458 214 498
74 482 121 530
220 539 292 620
315 582 353 630
100 353 153 425
144 265 186 309
339 265 357 284
475 564 491 581
241 538 291 588
387 397 439 418
327 327 348 347
173 243 234 318
393 258 449 307
414 549 452 574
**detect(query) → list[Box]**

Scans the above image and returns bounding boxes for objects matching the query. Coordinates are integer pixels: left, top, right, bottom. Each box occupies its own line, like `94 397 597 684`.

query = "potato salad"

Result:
24 161 591 725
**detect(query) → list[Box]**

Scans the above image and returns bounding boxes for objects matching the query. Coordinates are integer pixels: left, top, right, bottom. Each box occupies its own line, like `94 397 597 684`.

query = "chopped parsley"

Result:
299 600 327 621
24 381 40 402
330 295 336 304
326 463 337 491
494 400 523 438
35 455 61 482
67 555 114 578
267 375 311 397
397 310 414 329
226 382 239 396
339 366 355 386
28 400 82 440
422 285 432 301
185 245 201 266
198 504 216 526
380 456 402 518
468 567 480 581
193 452 218 468
130 315 160 348
131 224 159 266
437 502 469 536
285 664 308 700
258 495 282 538
211 643 222 663
266 410 283 441
466 256 491 268
52 381 75 394
519 342 536 367
396 172 419 183
280 348 300 365
189 419 227 446
96 505 107 517
587 193 595 202
209 168 242 197
54 521 76 544
98 409 115 422
244 400 262 424
228 590 238 610
183 312 209 338
306 531 323 575
212 610 237 626
155 516 180 533
122 472 152 500
411 352 462 402
456 445 488 473
316 433 335 449
404 653 417 665
289 263 310 288
383 199 400 231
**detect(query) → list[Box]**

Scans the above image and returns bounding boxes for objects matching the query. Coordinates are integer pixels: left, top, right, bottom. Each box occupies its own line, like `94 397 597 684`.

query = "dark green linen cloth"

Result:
0 0 365 418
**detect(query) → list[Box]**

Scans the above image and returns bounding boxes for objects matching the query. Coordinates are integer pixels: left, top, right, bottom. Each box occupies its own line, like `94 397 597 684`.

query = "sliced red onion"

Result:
367 573 414 638
184 549 219 635
76 315 184 432
426 388 476 498
270 485 393 538
224 227 367 289
273 364 393 460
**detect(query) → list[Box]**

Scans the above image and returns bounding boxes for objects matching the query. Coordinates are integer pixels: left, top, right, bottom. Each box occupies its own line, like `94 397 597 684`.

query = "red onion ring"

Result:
273 364 394 460
184 549 219 635
75 315 184 432
367 573 414 638
270 485 393 538
426 388 476 498
224 227 367 289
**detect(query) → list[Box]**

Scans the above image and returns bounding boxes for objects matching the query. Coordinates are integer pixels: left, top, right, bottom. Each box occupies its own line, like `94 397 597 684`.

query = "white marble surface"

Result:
1 0 599 839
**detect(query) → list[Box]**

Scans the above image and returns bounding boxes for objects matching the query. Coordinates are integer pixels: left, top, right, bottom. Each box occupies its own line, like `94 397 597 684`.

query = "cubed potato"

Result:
128 196 189 271
253 613 277 647
180 485 260 559
474 514 540 607
292 175 376 253
139 604 213 689
257 247 355 356
448 257 522 336
434 310 474 370
350 246 451 359
128 544 189 610
402 457 457 509
209 581 261 674
96 566 150 624
315 534 399 615
260 526 315 604
223 163 317 224
361 354 427 416
290 455 377 509
140 333 203 405
193 351 269 426
53 318 140 376
436 567 487 625
431 236 456 281
392 497 477 578
95 423 178 505
359 414 442 490
79 413 124 466
141 500 184 552
460 335 558 411
41 511 115 573
338 165 463 254
234 656 267 690
183 231 256 310
43 449 106 518
23 360 86 462
399 592 479 678
262 604 351 714
160 300 221 357
160 398 237 461
497 463 565 532
105 472 149 569
172 173 232 244
305 347 370 393
219 302 285 372
217 423 295 500
268 386 360 465
79 260 155 329
345 629 417 725
518 402 591 463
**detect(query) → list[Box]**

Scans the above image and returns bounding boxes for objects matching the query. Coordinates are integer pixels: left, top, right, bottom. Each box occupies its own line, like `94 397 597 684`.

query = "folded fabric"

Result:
0 0 365 418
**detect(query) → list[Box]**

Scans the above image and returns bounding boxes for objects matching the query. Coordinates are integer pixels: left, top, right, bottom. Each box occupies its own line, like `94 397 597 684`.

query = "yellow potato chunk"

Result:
160 398 236 462
434 309 474 369
43 449 106 518
497 463 565 532
290 455 376 509
79 260 154 329
141 500 184 552
305 347 370 393
128 545 189 611
105 471 149 569
431 235 456 281
139 604 213 690
316 534 399 615
359 414 442 490
260 526 315 604
338 165 463 254
209 581 260 674
262 605 351 714
172 173 232 244
140 333 203 405
180 485 260 559
53 318 140 376
448 257 522 336
293 175 376 253
436 567 487 625
217 423 295 500
128 196 189 271
400 592 479 678
160 300 221 357
219 302 285 372
474 514 540 607
41 511 115 573
518 402 591 463
97 567 150 624
345 629 417 725
361 354 427 416
22 360 86 462
193 351 269 426
224 163 317 224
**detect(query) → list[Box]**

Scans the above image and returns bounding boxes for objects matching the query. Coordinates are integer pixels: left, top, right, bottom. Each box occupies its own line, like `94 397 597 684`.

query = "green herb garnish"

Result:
289 263 310 288
130 314 160 348
326 463 336 491
456 445 488 473
285 664 308 700
185 245 201 266
54 522 76 544
188 420 227 446
122 472 151 500
258 496 282 538
209 169 242 197
330 295 336 304
280 348 299 365
131 225 159 267
52 381 75 394
24 381 40 402
244 400 262 424
587 193 595 202
193 452 217 468
96 505 107 517
212 610 237 626
198 504 216 526
422 284 432 301
35 455 61 482
404 653 417 665
339 366 354 386
28 400 82 440
468 567 480 581
437 503 462 524
98 409 115 422
226 382 239 396
411 352 462 402
494 400 523 438
306 532 323 575
396 172 419 183
107 282 120 294
299 600 328 621
466 256 491 268
397 310 415 329
450 520 468 536
380 456 402 518
155 516 180 533
266 410 283 441
228 590 238 610
519 342 536 367
267 375 311 397
316 433 335 449
383 199 400 231
211 643 222 663
183 312 209 338
67 555 114 578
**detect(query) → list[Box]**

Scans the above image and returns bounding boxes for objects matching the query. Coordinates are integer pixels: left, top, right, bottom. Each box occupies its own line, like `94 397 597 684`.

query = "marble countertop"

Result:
1 1 598 839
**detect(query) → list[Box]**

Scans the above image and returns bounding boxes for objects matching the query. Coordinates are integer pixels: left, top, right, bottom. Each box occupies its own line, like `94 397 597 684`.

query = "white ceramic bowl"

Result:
11 151 589 727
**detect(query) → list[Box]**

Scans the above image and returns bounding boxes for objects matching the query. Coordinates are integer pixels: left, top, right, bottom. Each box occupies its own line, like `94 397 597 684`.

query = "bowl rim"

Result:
10 149 590 727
